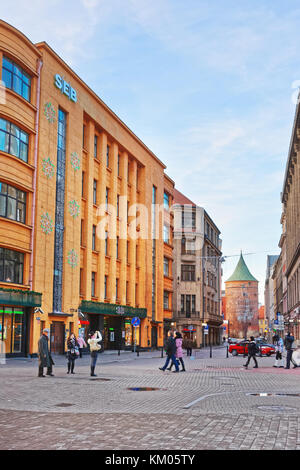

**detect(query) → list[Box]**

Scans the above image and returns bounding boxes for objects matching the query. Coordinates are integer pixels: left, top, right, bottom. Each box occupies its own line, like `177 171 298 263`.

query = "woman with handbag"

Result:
88 330 102 377
66 333 80 374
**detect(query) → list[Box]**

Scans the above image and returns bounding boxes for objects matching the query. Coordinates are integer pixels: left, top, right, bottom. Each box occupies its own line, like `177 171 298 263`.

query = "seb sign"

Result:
54 74 77 103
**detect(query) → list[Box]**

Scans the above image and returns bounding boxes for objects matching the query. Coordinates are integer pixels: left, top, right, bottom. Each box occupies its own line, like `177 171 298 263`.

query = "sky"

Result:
1 0 299 302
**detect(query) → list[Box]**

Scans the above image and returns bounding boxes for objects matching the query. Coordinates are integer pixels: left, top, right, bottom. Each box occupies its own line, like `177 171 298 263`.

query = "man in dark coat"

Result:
38 329 54 377
284 332 295 369
159 332 179 373
243 336 258 369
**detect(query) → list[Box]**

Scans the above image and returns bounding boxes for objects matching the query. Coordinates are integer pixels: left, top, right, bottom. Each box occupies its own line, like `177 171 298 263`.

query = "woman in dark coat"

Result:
66 333 79 374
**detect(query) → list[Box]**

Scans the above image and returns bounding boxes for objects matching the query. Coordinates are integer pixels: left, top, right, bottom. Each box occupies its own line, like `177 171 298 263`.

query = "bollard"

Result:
161 346 163 358
210 344 212 358
137 346 139 357
226 345 229 358
118 349 120 356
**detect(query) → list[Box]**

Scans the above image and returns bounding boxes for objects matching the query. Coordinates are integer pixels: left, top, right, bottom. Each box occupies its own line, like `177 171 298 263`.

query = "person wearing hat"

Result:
38 328 54 377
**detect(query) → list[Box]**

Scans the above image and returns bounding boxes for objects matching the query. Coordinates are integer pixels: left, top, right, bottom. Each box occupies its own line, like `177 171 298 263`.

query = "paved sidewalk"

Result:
1 348 300 450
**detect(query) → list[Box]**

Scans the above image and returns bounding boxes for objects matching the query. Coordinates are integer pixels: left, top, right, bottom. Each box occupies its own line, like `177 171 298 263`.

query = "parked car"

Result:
229 340 275 357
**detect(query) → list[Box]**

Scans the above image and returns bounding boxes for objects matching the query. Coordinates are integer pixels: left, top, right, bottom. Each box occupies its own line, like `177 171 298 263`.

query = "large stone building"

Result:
281 94 300 336
0 20 173 356
172 189 223 347
264 254 279 336
225 253 259 339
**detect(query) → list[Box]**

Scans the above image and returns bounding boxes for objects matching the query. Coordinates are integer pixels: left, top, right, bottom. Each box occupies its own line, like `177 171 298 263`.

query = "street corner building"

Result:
0 20 174 356
225 253 259 339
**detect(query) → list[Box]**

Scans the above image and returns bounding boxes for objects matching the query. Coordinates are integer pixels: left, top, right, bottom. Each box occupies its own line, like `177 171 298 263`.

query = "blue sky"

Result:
2 0 299 301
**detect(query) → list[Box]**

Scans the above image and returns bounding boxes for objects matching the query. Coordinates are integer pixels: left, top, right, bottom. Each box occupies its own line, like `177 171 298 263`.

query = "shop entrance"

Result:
50 322 65 354
0 306 27 356
103 316 123 350
151 326 158 348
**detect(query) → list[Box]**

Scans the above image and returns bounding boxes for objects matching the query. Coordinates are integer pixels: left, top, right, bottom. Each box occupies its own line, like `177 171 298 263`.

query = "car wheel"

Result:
231 350 238 356
266 352 271 357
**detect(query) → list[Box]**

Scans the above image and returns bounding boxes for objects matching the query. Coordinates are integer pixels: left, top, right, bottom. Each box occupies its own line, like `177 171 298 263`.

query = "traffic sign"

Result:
131 317 140 327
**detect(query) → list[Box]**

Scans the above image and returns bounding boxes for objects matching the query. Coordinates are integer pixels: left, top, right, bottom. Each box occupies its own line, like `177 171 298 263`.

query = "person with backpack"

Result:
243 336 259 369
88 330 102 377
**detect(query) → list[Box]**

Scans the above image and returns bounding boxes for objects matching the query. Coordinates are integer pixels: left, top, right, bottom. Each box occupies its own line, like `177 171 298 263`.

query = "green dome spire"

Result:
226 252 258 282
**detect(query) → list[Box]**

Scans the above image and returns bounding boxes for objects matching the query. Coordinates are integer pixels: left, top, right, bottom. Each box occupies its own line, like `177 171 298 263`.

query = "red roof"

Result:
174 189 196 206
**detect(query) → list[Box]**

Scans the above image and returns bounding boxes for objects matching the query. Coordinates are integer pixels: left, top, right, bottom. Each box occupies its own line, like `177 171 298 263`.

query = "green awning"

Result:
0 288 42 307
79 300 147 318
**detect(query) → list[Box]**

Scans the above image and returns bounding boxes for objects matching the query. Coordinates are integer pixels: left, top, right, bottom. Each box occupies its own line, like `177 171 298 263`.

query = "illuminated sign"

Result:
54 74 77 102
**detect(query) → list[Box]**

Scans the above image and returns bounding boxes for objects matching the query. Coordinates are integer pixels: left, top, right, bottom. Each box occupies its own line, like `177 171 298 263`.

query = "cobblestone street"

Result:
1 348 300 450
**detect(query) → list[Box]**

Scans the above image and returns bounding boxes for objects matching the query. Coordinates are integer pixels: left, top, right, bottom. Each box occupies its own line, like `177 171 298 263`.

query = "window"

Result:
192 295 196 312
117 195 120 217
117 154 120 176
181 295 185 313
163 291 169 310
163 224 169 243
0 118 29 162
106 145 110 167
91 272 96 297
164 192 169 210
82 172 85 197
163 257 169 276
105 188 109 211
104 275 108 299
92 225 96 251
105 231 108 256
182 208 196 228
93 180 97 205
186 295 191 313
0 248 24 284
126 281 129 304
80 219 84 246
0 182 26 224
94 135 98 158
116 278 119 300
2 56 31 101
181 264 195 281
116 236 119 259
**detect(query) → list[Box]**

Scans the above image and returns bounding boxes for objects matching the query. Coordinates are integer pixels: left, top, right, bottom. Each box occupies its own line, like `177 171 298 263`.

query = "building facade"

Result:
281 96 300 337
225 253 259 339
264 254 279 339
0 20 172 356
172 189 223 347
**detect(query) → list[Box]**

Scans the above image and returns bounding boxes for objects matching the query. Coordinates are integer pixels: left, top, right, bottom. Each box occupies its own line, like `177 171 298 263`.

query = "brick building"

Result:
0 20 173 356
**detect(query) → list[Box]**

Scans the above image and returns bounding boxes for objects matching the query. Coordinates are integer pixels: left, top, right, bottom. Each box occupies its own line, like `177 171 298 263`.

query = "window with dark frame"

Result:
94 135 98 158
106 145 110 167
0 247 24 284
0 182 26 224
0 118 29 162
2 56 31 101
181 264 195 281
163 291 169 310
91 272 96 297
92 225 96 251
93 180 97 205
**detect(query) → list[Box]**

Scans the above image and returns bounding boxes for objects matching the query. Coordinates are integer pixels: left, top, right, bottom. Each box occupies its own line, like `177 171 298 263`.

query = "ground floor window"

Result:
0 306 24 354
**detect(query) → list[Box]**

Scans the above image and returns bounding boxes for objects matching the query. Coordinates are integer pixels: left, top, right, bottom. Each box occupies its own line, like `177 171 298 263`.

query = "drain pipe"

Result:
29 58 43 290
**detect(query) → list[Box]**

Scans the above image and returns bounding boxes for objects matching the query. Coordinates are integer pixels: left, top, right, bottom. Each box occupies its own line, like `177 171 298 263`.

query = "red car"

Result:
229 340 275 357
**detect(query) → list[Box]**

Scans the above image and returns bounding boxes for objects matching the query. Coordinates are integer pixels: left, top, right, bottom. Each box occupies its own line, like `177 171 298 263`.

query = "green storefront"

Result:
79 300 147 350
0 288 42 357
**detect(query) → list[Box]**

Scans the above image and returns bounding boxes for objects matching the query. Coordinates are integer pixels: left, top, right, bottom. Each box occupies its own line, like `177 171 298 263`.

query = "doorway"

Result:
151 326 157 348
50 322 65 354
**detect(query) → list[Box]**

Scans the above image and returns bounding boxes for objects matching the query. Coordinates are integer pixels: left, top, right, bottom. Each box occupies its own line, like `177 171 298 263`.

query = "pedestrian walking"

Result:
77 334 87 358
185 338 193 357
66 333 80 374
243 336 259 369
159 332 179 373
88 330 102 377
167 332 186 371
38 328 54 377
273 335 284 368
284 332 295 369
